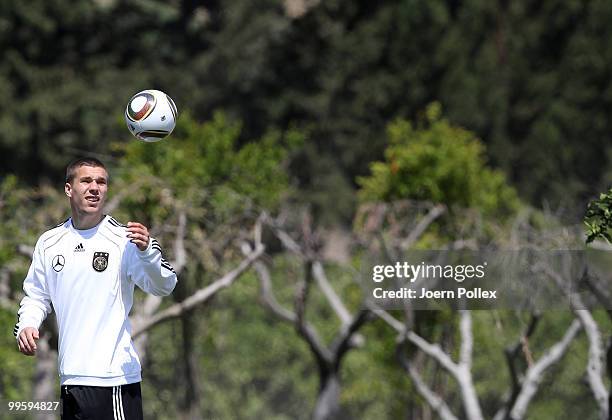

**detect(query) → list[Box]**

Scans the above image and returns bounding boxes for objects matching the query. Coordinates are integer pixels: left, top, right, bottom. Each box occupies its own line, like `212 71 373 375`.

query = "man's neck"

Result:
71 211 105 230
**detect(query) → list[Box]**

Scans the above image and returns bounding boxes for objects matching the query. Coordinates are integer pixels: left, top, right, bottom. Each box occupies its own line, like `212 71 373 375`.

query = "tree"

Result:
585 187 612 244
358 103 518 218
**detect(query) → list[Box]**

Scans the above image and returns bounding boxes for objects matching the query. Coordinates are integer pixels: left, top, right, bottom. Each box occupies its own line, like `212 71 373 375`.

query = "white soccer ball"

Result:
125 89 178 142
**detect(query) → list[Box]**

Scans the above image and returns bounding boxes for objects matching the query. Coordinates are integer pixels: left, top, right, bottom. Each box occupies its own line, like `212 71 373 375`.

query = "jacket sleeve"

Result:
14 238 52 340
127 237 177 296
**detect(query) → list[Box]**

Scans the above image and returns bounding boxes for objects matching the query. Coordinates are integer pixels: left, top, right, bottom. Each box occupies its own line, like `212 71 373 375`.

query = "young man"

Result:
14 157 177 420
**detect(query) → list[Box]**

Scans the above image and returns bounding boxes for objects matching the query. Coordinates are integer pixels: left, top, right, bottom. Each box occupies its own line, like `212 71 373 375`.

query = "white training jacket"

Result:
14 215 177 386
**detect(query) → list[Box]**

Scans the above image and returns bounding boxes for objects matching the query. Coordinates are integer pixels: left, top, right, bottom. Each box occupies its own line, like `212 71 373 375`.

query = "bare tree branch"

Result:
132 210 189 359
255 215 373 420
172 210 188 274
455 311 484 420
312 261 351 325
397 339 459 420
312 261 365 347
400 204 446 250
103 179 150 214
371 305 484 420
252 250 368 383
132 244 265 338
580 270 612 325
263 218 366 357
245 245 334 362
575 308 609 419
253 260 296 323
369 306 405 333
17 244 34 258
264 216 304 256
295 259 334 364
459 310 473 369
330 309 370 362
261 213 373 420
508 319 581 420
495 313 541 420
370 304 459 377
0 268 11 305
537 263 609 419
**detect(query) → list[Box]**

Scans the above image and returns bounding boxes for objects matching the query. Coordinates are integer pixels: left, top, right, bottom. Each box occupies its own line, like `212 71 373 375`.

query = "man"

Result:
14 157 177 420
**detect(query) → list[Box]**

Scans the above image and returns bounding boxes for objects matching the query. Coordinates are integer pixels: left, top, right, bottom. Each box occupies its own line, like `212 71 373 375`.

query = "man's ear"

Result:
65 182 72 198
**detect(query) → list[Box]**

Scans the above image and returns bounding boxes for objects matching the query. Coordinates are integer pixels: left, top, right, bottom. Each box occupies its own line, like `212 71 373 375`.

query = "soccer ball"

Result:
125 89 178 142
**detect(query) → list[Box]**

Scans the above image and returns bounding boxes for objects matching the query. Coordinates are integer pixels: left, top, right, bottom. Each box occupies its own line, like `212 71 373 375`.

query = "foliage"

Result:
2 1 612 220
357 103 519 217
111 110 301 229
584 187 612 243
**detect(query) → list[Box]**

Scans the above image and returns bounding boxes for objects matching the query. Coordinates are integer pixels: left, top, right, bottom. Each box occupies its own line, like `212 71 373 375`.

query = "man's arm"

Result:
127 222 177 296
15 238 52 355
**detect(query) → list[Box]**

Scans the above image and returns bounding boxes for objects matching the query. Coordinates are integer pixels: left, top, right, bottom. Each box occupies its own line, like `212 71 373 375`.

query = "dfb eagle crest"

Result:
92 252 109 272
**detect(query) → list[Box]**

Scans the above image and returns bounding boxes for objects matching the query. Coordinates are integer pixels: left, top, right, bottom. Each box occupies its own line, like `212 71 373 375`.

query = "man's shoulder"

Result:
106 215 127 229
39 218 70 239
35 218 70 249
101 215 129 239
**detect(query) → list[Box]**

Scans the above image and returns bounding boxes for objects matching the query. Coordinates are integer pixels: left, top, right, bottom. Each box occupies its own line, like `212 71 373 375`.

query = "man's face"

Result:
65 165 108 215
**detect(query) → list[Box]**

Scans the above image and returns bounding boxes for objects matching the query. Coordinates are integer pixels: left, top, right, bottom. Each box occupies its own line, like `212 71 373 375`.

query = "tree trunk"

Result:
178 310 201 420
33 334 57 420
313 372 340 420
457 367 484 420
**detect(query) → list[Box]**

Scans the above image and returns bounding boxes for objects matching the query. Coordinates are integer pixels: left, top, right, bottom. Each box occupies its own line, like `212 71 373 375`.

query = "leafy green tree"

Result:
585 188 612 243
357 103 519 217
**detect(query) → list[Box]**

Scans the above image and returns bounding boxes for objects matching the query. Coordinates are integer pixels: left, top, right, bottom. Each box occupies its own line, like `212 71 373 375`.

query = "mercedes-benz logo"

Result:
52 255 65 272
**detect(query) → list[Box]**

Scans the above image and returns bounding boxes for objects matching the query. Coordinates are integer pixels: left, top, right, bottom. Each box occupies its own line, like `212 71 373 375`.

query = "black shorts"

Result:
60 382 143 420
